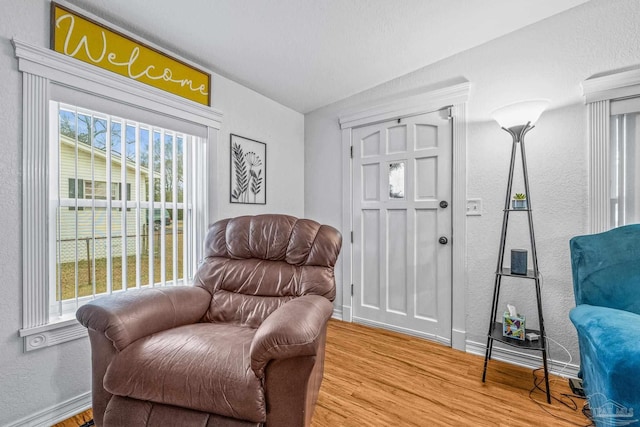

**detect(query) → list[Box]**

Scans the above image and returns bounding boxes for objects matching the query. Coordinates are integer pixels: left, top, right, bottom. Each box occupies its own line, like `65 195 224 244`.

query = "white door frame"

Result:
338 82 470 350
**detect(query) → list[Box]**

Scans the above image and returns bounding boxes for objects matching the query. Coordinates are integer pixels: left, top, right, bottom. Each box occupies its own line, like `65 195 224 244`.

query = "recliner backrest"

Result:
570 223 640 315
195 215 341 327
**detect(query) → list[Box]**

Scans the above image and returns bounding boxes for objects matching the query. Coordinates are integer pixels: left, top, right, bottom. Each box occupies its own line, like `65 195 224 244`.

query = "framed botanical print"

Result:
230 134 266 204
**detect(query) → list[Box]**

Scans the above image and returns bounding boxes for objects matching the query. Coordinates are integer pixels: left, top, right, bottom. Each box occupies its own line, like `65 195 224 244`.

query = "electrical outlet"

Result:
466 198 482 216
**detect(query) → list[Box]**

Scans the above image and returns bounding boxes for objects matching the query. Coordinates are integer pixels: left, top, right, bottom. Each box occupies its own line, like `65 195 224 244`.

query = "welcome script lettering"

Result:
56 13 209 97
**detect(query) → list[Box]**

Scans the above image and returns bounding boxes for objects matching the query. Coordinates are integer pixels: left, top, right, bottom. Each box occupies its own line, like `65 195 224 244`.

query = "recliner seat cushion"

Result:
104 323 266 423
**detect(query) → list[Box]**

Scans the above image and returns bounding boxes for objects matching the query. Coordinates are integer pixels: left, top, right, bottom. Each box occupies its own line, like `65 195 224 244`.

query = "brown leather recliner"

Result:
77 214 342 426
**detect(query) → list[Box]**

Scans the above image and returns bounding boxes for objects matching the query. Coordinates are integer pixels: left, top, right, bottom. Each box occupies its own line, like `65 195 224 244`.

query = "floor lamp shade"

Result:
491 99 550 129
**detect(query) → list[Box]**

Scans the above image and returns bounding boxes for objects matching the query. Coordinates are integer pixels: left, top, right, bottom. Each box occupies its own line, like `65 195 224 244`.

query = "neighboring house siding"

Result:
58 139 151 263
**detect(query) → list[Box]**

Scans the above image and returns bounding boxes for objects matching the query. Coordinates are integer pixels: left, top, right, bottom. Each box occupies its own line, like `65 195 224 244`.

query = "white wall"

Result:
0 1 303 424
305 0 640 365
213 76 304 220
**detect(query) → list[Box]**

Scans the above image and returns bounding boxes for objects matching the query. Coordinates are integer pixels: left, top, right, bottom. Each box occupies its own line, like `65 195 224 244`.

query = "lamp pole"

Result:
481 111 550 404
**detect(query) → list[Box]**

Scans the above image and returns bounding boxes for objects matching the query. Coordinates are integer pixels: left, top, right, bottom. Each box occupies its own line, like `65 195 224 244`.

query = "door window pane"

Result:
389 161 405 199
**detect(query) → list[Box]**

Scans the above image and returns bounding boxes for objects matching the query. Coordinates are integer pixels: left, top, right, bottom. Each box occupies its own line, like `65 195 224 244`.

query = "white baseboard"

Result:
341 305 352 322
332 308 343 320
466 339 580 378
451 328 466 351
353 316 451 346
336 316 579 378
5 391 91 427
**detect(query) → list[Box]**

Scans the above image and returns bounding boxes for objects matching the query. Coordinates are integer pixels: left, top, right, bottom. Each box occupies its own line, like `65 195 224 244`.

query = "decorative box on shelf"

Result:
503 312 526 341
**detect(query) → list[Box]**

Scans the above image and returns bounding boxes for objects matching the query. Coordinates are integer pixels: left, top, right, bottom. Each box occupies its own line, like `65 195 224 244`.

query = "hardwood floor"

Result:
53 409 93 427
55 320 590 426
312 320 589 427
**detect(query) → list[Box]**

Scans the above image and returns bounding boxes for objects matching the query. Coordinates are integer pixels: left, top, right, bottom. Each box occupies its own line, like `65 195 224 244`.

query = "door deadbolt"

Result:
440 201 448 208
439 236 448 245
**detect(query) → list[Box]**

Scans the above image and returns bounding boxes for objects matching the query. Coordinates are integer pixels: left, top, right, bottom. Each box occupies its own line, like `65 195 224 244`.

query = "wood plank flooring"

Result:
313 320 589 427
53 410 93 427
55 320 590 426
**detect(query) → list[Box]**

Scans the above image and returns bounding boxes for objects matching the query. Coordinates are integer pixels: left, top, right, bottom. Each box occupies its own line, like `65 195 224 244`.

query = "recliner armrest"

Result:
76 286 211 351
250 295 333 378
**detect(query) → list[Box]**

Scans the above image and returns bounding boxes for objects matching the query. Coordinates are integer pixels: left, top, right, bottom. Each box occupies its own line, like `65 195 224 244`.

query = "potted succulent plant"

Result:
512 193 528 209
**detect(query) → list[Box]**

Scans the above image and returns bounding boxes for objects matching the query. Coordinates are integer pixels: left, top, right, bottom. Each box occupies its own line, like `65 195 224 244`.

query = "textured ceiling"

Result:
66 0 589 113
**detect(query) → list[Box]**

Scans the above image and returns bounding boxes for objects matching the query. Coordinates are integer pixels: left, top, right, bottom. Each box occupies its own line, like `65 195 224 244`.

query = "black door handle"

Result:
439 236 448 245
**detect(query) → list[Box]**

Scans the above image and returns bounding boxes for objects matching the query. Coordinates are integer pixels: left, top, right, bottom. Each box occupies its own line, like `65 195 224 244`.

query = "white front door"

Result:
352 110 452 344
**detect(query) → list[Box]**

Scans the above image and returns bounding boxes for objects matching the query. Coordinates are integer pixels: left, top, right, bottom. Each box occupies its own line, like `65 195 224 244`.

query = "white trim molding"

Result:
355 316 451 347
22 71 49 331
4 391 91 427
450 102 468 351
587 100 610 233
13 38 222 351
339 81 470 351
466 339 580 379
19 319 87 352
339 82 470 130
582 67 640 233
340 127 353 323
582 67 640 104
13 39 223 130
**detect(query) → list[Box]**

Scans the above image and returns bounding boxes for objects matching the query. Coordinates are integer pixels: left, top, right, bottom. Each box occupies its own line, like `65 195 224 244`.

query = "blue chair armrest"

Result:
570 305 640 425
570 305 640 350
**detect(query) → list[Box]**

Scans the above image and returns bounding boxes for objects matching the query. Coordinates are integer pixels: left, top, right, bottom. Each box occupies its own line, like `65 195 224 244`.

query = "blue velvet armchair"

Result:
569 224 640 426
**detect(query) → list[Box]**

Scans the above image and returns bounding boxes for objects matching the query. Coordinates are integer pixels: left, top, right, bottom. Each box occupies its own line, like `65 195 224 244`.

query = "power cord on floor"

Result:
529 368 594 427
582 403 594 425
545 335 571 385
79 418 94 427
526 335 594 426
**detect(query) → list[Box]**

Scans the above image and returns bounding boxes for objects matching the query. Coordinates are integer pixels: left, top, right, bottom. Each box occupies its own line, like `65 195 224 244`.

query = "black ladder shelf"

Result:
480 123 550 404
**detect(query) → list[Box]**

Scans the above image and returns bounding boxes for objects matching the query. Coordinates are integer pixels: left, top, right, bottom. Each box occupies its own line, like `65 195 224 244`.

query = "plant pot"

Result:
512 199 528 209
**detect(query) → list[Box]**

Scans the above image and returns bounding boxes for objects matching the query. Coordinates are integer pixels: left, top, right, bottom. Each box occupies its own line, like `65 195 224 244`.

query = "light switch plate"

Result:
466 198 482 216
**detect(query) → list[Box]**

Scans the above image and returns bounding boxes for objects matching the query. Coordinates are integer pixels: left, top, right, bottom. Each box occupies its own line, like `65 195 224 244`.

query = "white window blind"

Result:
582 66 640 233
610 99 640 228
49 102 207 318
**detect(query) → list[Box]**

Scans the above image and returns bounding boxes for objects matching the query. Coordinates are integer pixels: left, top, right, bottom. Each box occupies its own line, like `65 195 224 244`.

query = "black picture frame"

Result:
230 134 267 204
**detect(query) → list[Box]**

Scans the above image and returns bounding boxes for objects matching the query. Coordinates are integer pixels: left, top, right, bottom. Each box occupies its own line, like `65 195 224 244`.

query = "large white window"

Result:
582 67 640 232
50 104 206 318
610 99 640 228
14 38 221 351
